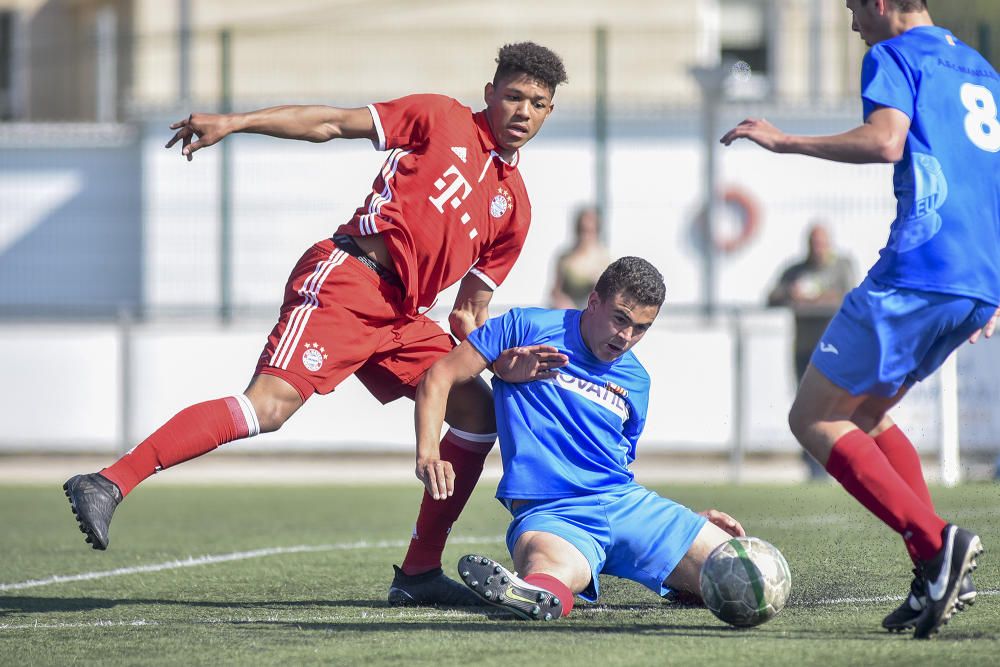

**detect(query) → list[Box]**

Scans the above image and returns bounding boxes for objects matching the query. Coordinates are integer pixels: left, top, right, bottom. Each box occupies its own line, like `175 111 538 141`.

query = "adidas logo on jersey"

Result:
451 146 467 162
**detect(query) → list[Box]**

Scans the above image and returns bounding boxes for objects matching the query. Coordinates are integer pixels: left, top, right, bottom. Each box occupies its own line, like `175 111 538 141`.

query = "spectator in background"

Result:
767 222 856 479
550 206 610 309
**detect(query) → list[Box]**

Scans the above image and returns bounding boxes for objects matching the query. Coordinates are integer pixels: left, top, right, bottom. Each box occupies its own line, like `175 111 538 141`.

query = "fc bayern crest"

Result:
490 188 513 218
301 342 327 372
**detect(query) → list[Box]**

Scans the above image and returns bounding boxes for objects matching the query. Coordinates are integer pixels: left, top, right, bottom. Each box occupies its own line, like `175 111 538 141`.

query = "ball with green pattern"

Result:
699 536 791 627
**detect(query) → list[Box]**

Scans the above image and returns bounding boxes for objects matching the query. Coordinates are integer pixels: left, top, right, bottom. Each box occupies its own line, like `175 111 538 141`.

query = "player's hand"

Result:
493 345 569 383
415 457 455 500
968 306 1000 344
699 509 745 537
720 118 787 153
165 113 234 161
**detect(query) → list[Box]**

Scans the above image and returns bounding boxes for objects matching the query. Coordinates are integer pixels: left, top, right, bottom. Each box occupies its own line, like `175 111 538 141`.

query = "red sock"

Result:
401 429 494 575
874 425 934 564
525 573 575 617
100 395 260 497
874 425 933 509
825 430 946 561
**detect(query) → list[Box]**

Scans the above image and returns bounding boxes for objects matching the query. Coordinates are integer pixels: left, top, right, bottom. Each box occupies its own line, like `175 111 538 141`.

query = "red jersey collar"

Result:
473 110 519 176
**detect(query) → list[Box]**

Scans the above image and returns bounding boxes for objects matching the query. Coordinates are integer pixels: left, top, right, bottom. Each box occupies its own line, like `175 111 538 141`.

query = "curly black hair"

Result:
494 42 568 94
594 257 666 308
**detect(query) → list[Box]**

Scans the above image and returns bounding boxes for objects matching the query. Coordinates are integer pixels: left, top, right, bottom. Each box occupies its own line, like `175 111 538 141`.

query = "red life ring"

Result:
711 187 761 254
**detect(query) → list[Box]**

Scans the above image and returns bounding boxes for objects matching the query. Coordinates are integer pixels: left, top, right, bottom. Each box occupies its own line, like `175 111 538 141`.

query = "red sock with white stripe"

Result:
100 395 260 497
401 428 495 575
873 425 934 563
824 429 946 561
524 573 575 617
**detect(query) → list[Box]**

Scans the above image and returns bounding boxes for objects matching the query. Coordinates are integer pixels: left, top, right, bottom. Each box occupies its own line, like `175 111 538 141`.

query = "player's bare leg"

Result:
789 364 982 637
389 376 496 606
662 519 741 602
64 374 303 550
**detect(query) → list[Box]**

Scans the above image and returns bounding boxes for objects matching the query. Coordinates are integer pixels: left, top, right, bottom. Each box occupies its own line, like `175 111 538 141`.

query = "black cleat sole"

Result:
458 554 564 621
63 476 110 550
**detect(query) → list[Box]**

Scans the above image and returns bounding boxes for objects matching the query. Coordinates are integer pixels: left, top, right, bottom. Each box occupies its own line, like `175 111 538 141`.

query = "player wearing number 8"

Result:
721 0 998 640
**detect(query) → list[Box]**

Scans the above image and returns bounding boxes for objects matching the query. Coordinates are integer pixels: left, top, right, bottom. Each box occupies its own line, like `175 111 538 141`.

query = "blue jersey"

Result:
466 307 650 500
861 26 1000 305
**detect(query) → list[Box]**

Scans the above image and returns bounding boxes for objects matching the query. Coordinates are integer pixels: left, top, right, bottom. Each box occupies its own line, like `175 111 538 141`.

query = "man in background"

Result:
767 222 856 479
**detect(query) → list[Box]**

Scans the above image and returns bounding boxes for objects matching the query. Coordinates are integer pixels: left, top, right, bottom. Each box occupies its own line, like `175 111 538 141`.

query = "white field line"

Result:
801 589 999 606
4 512 997 602
0 535 504 592
753 506 1000 528
0 620 158 630
3 591 999 631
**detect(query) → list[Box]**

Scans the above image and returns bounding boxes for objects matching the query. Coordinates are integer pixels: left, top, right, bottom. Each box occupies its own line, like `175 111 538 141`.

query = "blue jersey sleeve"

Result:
466 309 527 364
861 44 916 120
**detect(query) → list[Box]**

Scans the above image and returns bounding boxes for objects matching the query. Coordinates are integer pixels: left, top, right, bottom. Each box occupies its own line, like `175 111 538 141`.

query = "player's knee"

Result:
244 375 304 433
255 403 291 434
444 380 496 433
851 401 892 434
787 401 813 447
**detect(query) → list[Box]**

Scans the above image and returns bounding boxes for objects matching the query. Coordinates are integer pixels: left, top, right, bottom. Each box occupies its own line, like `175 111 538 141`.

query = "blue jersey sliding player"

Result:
722 0 999 639
413 257 746 620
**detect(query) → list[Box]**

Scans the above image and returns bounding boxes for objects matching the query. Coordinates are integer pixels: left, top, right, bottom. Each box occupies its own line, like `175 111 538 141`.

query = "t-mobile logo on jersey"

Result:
428 165 472 213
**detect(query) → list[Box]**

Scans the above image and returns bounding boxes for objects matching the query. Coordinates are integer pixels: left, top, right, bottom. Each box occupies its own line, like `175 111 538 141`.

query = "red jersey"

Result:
335 94 531 315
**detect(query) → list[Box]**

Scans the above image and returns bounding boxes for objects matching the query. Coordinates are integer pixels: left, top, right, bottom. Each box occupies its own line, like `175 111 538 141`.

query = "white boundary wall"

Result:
4 312 994 459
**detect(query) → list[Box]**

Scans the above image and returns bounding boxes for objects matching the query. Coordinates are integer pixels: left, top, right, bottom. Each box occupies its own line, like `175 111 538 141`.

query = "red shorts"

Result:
255 239 455 403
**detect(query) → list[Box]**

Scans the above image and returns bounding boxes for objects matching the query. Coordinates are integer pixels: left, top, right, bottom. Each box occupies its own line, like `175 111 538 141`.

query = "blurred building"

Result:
2 0 874 121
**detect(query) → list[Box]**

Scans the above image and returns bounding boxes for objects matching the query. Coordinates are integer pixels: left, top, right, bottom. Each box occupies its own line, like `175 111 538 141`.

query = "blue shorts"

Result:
811 276 997 397
505 484 707 602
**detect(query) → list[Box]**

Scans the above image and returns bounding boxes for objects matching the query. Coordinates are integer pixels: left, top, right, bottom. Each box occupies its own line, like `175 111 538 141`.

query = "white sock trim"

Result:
233 394 261 437
446 427 497 444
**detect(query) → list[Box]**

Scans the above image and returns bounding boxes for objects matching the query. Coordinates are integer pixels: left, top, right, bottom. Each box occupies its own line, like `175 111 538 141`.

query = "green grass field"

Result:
1 482 998 665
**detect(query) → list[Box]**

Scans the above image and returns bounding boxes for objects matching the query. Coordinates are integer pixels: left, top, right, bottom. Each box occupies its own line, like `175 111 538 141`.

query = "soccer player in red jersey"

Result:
63 42 567 607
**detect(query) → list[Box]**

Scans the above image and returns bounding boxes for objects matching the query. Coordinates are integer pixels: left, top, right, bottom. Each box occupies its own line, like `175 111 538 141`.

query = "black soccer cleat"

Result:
912 524 983 639
662 588 705 608
457 554 564 621
63 473 122 551
387 565 483 607
882 569 976 632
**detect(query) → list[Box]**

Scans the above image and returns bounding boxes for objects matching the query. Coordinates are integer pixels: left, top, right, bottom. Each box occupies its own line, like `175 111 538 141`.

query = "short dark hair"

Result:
494 42 568 95
594 257 666 309
860 0 926 11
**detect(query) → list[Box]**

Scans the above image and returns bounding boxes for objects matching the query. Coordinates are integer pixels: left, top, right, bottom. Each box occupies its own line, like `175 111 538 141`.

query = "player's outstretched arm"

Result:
415 342 491 500
165 105 377 161
968 306 1000 344
720 107 910 164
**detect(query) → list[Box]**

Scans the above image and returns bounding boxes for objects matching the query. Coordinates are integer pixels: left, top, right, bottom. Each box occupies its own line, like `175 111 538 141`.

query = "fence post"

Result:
690 65 726 320
178 0 191 106
939 352 960 487
219 29 233 323
729 308 745 484
594 25 609 237
118 306 133 454
978 22 992 64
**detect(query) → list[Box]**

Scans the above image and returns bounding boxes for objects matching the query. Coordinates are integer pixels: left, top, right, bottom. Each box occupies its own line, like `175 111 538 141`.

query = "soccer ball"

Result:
699 536 791 627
